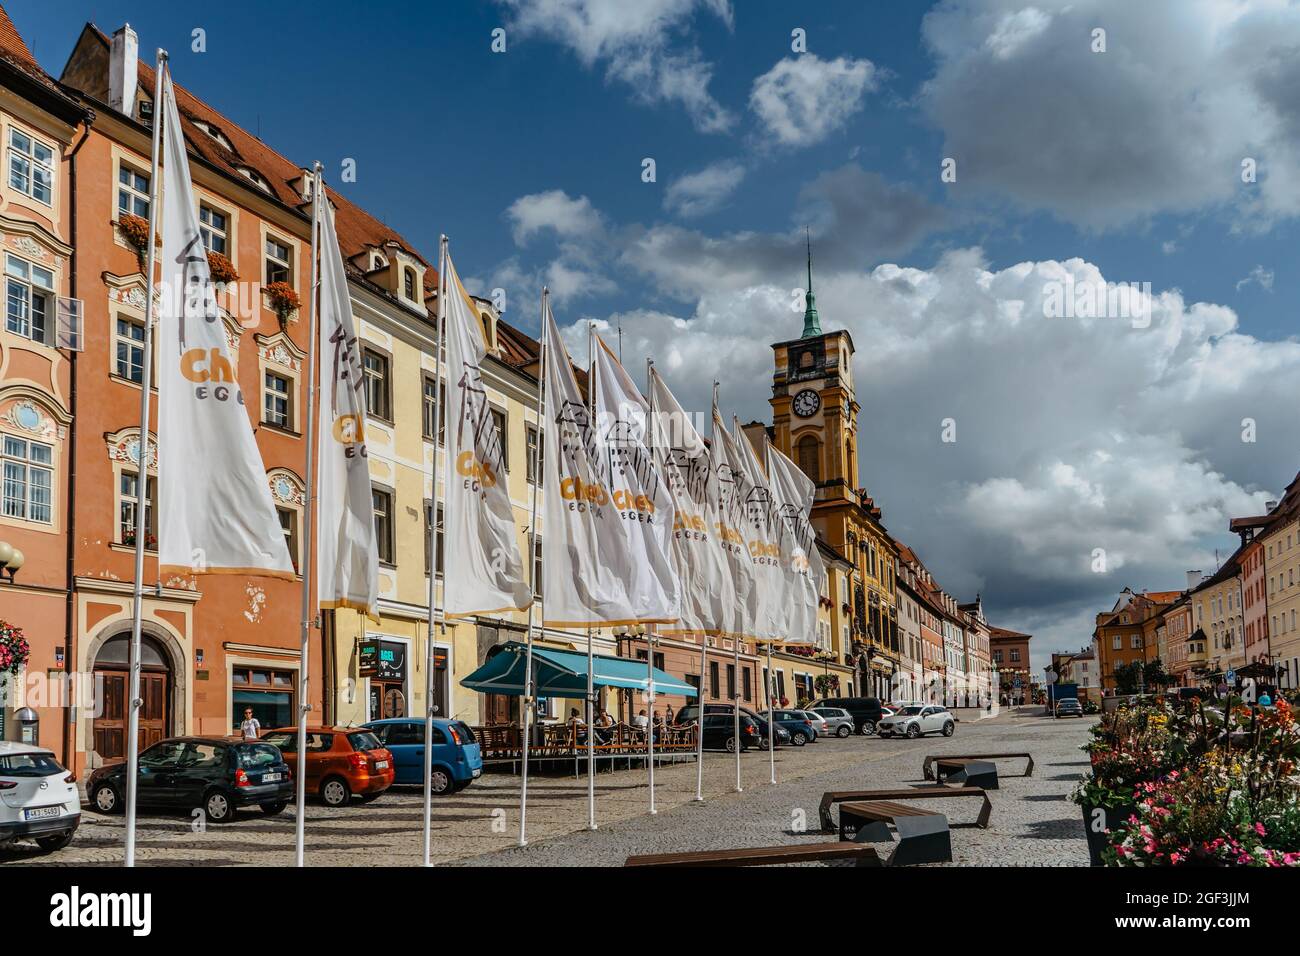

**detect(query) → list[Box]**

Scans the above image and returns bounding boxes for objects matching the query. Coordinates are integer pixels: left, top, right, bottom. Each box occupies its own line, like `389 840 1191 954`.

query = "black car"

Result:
807 696 885 735
700 714 764 752
86 736 293 824
674 703 791 747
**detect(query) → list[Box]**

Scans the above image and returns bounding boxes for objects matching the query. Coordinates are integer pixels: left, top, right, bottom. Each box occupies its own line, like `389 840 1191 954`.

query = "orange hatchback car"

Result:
260 727 394 807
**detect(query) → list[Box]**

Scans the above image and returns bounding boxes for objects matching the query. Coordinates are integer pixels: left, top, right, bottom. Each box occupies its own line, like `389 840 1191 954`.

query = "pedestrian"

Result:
1259 690 1273 708
567 706 587 745
632 708 649 738
239 707 261 740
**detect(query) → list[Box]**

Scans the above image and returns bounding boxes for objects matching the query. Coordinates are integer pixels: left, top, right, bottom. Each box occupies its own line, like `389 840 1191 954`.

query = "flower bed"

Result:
1073 698 1300 866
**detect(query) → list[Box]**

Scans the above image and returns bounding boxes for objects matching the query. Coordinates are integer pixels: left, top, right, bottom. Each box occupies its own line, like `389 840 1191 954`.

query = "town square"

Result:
0 0 1296 928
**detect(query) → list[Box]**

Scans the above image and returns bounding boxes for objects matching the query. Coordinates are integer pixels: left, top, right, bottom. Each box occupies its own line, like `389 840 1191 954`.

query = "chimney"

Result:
1266 499 1280 513
109 24 139 118
1186 570 1202 591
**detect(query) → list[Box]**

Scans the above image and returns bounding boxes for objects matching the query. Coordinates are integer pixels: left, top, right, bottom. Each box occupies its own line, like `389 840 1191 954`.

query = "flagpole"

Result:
695 632 706 801
518 288 547 845
767 642 776 784
423 234 448 866
644 357 656 815
733 637 742 792
293 161 324 868
124 48 167 868
586 321 597 831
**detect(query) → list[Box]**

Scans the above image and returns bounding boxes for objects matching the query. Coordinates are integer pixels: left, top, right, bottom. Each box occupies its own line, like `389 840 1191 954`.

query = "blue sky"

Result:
13 0 1300 668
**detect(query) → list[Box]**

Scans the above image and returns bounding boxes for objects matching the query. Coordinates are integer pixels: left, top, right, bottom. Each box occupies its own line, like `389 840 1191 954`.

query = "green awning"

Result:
460 641 698 698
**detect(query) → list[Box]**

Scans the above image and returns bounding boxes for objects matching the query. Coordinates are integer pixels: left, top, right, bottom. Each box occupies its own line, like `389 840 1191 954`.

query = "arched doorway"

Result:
93 634 172 762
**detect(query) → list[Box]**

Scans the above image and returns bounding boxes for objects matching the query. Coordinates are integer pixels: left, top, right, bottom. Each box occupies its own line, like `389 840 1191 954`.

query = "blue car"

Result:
771 709 818 746
363 718 483 794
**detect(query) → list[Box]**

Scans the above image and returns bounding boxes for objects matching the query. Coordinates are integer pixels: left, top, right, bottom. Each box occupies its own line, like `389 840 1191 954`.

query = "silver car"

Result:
877 705 956 739
809 706 855 738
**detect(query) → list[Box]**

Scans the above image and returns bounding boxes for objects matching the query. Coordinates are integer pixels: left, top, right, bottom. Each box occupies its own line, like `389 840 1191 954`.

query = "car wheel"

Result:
860 720 876 736
90 781 121 815
204 789 235 823
321 777 351 807
260 801 287 816
906 724 922 739
942 721 955 737
724 736 738 753
34 830 75 852
430 768 453 795
836 725 851 738
792 732 808 746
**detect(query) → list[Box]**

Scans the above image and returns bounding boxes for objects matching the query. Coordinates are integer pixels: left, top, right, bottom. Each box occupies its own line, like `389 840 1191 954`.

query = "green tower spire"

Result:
802 228 822 338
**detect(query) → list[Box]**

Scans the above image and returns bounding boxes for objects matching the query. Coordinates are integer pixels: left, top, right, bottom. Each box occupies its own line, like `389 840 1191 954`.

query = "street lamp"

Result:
0 540 24 582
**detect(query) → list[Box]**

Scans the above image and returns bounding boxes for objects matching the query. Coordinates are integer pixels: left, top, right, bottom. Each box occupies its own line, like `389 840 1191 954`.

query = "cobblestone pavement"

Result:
0 707 1094 866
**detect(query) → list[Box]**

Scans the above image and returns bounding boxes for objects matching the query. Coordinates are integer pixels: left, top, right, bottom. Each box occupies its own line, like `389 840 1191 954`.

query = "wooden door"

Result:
93 669 168 761
485 694 511 725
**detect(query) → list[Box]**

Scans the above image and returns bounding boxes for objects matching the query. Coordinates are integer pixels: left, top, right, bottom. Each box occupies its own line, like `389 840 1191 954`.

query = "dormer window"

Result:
371 251 387 271
237 166 272 194
404 267 416 300
192 120 234 152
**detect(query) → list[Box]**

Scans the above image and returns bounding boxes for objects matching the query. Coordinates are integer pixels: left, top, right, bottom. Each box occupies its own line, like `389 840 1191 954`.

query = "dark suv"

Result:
673 703 791 747
808 697 885 735
86 736 293 823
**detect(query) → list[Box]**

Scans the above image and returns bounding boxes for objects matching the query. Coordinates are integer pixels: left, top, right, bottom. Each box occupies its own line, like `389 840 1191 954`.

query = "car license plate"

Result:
262 772 281 782
24 806 60 820
374 760 389 770
472 768 482 778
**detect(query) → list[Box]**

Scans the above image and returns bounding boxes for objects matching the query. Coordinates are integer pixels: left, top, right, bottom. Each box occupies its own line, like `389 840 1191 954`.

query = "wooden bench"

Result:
838 800 952 866
923 752 1033 781
930 758 999 789
625 841 882 867
818 785 992 832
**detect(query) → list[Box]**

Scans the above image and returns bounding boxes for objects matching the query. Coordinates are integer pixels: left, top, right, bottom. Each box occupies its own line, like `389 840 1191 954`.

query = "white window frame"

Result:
117 163 150 219
8 127 54 206
200 203 230 255
263 369 292 429
5 253 54 343
2 433 53 523
265 234 292 287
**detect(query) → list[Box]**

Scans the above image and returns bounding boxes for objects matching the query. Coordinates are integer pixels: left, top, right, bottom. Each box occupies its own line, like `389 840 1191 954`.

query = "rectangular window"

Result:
277 507 299 573
1130 634 1141 649
373 488 394 564
363 349 390 420
709 661 720 699
532 535 543 598
8 128 54 205
264 236 291 286
422 376 445 442
490 407 508 471
742 667 752 702
423 501 444 575
199 205 228 255
726 663 736 701
117 164 150 218
526 423 543 485
2 435 53 523
263 371 291 428
1010 648 1020 662
5 254 53 343
118 468 155 546
114 316 146 381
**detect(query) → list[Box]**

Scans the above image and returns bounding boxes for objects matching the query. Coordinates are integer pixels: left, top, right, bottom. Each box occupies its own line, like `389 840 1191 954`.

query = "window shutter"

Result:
55 296 84 351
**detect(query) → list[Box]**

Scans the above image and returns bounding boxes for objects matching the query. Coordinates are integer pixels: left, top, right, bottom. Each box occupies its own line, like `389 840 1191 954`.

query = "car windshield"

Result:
237 744 282 769
347 731 383 751
0 752 65 777
899 706 925 716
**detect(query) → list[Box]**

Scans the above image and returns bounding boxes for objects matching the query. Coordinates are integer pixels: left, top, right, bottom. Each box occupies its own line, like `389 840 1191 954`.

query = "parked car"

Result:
86 737 292 823
260 727 395 806
1053 698 1084 718
675 704 791 747
363 718 482 794
807 696 885 735
799 710 830 739
0 742 80 852
771 709 817 745
700 713 764 752
876 705 955 739
810 706 855 737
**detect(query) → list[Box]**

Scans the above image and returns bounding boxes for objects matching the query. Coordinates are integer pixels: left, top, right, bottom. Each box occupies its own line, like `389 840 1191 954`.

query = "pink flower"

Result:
1254 822 1267 837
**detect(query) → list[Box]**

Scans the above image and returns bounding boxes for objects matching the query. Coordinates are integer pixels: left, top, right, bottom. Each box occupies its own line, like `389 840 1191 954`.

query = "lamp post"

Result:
0 541 25 582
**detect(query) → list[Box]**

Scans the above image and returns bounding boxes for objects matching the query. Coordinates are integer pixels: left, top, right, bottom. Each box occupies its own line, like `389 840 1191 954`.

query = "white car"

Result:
0 741 81 852
798 710 830 739
877 705 955 739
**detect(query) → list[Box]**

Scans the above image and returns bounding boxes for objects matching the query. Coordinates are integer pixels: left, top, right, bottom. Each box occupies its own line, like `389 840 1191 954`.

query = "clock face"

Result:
792 389 821 418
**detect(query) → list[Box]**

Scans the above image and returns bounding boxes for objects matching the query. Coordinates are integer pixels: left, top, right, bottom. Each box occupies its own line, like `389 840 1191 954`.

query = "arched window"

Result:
404 267 416 300
796 435 820 482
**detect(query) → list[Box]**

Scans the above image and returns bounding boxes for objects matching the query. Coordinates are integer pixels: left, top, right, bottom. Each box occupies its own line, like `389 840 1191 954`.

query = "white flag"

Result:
315 181 379 620
156 66 292 579
708 392 759 638
767 439 825 645
732 418 787 641
441 251 531 616
649 368 735 637
541 306 677 626
592 337 680 620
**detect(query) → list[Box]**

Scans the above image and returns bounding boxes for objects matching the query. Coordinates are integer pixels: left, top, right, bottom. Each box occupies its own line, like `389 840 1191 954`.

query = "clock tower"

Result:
768 241 902 699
